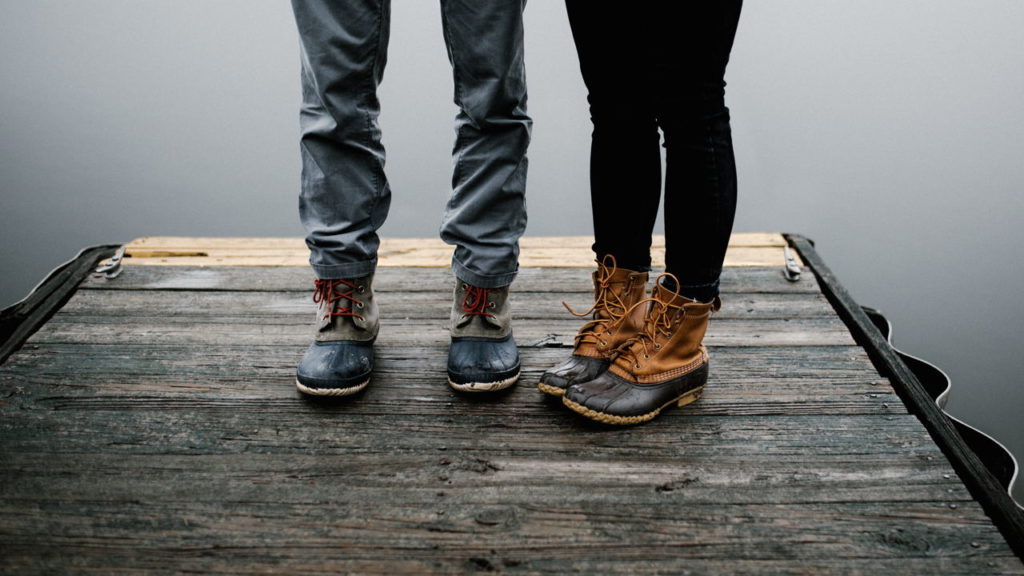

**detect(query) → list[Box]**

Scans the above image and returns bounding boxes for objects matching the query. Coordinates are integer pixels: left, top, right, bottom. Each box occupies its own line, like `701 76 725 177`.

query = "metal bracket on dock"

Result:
92 246 126 279
782 246 801 282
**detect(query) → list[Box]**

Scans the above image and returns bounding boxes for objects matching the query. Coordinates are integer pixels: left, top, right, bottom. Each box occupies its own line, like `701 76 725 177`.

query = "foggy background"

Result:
1 1 1022 502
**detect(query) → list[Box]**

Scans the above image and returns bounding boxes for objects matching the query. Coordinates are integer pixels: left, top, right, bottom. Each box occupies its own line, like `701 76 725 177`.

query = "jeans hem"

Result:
309 258 377 280
674 279 721 302
451 258 517 289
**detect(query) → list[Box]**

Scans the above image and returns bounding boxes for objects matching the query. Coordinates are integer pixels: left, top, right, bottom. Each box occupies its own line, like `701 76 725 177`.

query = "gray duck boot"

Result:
447 280 520 392
295 274 378 396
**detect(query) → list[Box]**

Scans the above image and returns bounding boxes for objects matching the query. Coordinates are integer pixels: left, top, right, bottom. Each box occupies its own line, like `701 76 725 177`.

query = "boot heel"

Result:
676 386 704 407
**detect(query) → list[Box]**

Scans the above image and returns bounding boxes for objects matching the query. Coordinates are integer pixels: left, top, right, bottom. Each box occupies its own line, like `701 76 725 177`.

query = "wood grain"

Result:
80 265 821 293
1 259 1018 574
112 234 803 268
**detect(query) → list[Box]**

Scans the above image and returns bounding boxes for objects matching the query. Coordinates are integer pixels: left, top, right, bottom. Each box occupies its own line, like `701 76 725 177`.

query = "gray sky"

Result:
2 1 1023 500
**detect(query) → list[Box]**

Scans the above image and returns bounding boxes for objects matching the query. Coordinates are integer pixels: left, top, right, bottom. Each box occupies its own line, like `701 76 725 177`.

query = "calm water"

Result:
2 1 1022 503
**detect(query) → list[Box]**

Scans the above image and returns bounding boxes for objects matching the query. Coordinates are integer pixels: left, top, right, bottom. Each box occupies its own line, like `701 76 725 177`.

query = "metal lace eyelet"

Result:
654 344 661 350
357 286 365 293
643 354 649 359
600 340 607 346
634 363 641 370
357 302 364 309
488 302 496 308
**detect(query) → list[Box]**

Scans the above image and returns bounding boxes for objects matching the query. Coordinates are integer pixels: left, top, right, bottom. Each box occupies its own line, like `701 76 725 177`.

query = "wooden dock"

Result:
1 233 1021 574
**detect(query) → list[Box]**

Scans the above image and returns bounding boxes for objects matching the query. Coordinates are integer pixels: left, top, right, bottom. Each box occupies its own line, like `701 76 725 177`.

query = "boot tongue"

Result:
593 267 642 320
315 278 372 332
481 313 503 329
318 310 370 332
455 312 502 329
455 285 505 330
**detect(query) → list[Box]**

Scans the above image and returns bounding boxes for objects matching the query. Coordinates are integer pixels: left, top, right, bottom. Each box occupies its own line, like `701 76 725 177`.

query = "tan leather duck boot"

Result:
538 257 648 396
562 274 720 425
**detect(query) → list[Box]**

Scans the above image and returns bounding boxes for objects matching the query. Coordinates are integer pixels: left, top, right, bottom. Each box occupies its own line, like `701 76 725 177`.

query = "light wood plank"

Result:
123 232 789 250
114 234 803 268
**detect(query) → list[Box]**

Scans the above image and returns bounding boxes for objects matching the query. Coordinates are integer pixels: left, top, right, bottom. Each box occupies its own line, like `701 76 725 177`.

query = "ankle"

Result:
659 276 717 304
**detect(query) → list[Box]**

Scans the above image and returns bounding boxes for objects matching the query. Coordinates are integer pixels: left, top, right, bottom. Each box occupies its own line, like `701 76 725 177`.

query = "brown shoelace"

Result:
563 255 634 349
611 273 684 371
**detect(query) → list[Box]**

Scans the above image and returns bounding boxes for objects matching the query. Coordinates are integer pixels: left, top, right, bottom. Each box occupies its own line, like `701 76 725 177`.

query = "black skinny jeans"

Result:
565 2 743 302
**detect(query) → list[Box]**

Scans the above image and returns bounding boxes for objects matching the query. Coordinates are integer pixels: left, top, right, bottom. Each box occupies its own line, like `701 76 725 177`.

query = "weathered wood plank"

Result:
3 392 903 418
59 290 836 320
0 409 951 460
2 552 1019 576
1 383 901 418
0 412 1013 571
81 266 821 294
30 316 858 347
3 253 1020 572
0 411 966 487
0 505 1014 573
0 345 898 416
0 448 969 504
1 344 882 377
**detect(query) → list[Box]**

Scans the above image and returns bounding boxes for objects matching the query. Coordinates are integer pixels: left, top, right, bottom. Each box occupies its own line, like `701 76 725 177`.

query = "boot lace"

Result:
461 284 495 318
612 273 682 370
313 279 365 320
563 256 632 348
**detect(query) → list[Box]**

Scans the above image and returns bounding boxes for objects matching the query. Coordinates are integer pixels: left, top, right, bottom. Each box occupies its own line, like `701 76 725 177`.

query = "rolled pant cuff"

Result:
676 279 720 302
451 258 517 289
309 258 377 281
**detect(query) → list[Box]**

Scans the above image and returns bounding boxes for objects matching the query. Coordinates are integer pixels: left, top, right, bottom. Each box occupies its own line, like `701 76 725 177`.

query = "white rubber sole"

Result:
295 377 370 397
447 371 520 393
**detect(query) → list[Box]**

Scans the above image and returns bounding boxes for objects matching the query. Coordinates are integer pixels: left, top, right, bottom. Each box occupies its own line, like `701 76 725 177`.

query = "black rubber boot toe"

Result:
447 334 521 392
295 340 375 396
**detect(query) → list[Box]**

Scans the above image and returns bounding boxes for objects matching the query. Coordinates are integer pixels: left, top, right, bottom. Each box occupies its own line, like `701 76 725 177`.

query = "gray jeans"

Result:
291 0 531 288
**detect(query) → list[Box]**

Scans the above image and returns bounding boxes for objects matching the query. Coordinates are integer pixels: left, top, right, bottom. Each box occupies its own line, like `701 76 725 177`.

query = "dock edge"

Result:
786 233 1024 561
0 244 121 365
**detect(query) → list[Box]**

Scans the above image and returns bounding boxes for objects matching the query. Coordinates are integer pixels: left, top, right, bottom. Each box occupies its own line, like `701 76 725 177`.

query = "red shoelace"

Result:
461 284 495 318
312 279 365 320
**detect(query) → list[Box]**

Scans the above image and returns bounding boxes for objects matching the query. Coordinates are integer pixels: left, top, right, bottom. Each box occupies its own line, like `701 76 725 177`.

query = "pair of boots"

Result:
539 258 720 425
294 275 519 396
